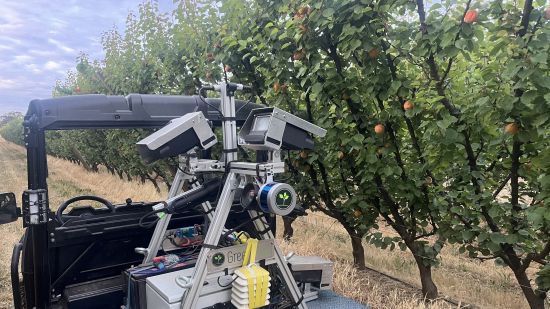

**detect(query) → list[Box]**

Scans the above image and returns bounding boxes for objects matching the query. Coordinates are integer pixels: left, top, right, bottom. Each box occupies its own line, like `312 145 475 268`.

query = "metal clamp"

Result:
22 189 48 226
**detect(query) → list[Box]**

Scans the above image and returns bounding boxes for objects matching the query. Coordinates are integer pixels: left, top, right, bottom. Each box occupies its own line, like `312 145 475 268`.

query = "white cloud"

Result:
47 38 76 54
0 23 24 34
0 79 17 90
0 5 25 34
13 55 33 64
0 36 22 46
49 17 68 30
28 49 57 57
44 61 62 70
25 63 42 74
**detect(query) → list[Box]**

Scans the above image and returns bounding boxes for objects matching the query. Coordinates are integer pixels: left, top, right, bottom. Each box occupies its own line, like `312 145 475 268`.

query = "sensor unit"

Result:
238 107 326 151
137 112 217 164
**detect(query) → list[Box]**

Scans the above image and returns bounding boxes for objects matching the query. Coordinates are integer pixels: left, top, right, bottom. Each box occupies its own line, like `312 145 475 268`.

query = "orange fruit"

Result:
273 82 280 93
374 124 385 135
337 151 345 159
504 122 519 135
403 100 413 111
292 50 305 61
464 10 478 24
425 176 433 185
368 48 379 59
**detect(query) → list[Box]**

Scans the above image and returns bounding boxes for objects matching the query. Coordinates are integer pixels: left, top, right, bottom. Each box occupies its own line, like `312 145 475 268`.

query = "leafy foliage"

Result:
0 116 24 146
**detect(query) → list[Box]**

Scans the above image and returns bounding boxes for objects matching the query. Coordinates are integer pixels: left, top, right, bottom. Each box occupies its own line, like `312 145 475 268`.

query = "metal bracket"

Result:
188 157 224 173
22 189 48 227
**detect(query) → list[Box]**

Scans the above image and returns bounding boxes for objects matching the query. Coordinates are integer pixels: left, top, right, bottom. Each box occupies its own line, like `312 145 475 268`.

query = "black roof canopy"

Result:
25 94 261 130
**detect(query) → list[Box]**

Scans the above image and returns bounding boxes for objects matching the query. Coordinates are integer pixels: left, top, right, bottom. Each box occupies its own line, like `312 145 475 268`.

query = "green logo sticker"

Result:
212 252 225 267
275 189 293 209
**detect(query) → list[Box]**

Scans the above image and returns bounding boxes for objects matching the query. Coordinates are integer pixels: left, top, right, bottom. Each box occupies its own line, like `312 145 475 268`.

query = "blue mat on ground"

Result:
308 290 369 308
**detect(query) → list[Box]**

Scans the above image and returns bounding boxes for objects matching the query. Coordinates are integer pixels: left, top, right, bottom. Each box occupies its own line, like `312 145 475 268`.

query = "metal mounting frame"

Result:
138 82 308 309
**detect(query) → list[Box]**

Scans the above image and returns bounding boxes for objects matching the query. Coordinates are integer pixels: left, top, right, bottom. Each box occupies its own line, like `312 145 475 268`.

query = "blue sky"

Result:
0 0 173 114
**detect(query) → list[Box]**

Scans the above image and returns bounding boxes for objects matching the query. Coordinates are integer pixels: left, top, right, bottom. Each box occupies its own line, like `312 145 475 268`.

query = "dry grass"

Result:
0 138 164 308
0 137 541 309
285 213 533 309
278 226 457 309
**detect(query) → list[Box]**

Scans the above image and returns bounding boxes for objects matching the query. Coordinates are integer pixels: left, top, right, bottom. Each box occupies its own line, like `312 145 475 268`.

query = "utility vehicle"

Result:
0 84 332 309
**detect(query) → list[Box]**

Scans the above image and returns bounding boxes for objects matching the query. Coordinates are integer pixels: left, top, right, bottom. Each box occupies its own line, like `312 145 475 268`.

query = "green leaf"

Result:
322 8 335 17
521 90 538 105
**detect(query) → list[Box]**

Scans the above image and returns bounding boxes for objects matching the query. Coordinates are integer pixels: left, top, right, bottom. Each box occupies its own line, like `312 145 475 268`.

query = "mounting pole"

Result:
216 83 241 163
179 82 307 309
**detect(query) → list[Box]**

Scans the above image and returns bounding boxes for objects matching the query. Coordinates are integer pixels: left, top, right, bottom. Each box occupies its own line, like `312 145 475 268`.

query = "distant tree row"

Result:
0 113 24 145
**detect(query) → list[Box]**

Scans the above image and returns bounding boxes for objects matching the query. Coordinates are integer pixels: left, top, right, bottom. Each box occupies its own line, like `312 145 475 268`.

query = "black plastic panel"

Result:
282 124 314 150
137 129 201 164
25 94 262 130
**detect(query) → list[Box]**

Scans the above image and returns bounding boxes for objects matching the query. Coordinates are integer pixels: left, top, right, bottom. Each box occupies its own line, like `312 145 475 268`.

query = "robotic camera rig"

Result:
0 82 332 309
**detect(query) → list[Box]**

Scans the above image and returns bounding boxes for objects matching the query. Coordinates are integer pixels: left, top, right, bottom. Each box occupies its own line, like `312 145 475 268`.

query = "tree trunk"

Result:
146 174 161 193
343 226 366 269
350 234 366 269
512 268 546 309
70 145 93 172
413 255 438 300
282 216 295 241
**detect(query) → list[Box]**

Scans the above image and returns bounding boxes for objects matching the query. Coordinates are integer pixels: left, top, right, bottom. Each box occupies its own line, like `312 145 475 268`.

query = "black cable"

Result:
177 165 194 176
221 213 267 241
198 87 224 118
138 208 165 229
212 162 233 206
217 275 237 288
235 97 254 115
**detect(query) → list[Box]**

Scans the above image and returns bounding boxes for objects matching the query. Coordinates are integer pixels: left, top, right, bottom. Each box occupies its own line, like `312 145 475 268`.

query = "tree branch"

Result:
415 0 500 234
522 240 550 271
517 0 534 37
440 0 473 82
510 140 522 230
493 173 511 199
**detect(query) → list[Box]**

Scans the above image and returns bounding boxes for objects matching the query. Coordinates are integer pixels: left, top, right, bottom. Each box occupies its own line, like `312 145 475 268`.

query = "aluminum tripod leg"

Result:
249 210 308 309
140 164 215 264
141 164 189 264
180 173 307 309
180 173 238 309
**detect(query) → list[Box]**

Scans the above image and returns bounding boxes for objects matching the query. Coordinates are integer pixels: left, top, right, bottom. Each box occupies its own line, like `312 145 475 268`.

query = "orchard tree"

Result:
214 0 550 305
217 0 446 298
407 1 550 307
